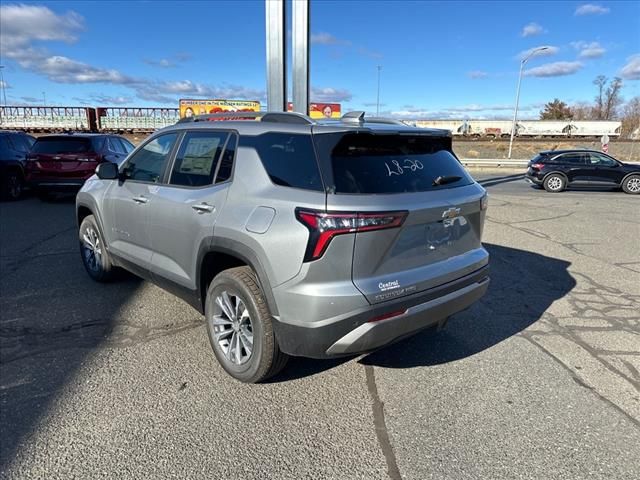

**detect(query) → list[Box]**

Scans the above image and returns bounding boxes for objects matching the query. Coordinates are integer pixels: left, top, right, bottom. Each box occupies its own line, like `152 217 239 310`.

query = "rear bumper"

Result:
525 169 543 185
273 265 489 358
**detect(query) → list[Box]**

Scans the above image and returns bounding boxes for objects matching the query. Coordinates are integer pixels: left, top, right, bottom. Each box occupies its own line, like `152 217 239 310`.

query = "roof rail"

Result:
177 111 314 125
364 117 408 126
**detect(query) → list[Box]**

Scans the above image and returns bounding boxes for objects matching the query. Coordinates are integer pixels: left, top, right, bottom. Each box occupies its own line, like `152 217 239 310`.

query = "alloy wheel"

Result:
626 177 640 193
82 226 102 272
547 176 563 191
211 291 254 365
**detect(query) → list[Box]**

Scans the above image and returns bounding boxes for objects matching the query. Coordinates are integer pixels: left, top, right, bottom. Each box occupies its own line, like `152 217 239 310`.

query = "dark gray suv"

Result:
76 111 489 382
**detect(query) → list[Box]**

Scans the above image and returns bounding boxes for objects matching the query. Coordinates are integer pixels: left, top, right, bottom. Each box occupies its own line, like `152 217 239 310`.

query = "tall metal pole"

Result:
0 66 7 106
42 91 46 107
292 0 310 115
376 65 382 116
507 62 524 159
507 46 549 159
265 0 286 112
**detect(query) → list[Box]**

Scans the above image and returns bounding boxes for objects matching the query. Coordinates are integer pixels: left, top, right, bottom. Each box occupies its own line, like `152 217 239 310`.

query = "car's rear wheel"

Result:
622 175 640 194
0 170 23 201
79 214 117 282
543 174 566 193
205 266 288 383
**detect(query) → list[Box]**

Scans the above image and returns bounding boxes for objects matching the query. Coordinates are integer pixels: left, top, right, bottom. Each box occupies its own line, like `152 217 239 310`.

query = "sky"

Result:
0 0 639 119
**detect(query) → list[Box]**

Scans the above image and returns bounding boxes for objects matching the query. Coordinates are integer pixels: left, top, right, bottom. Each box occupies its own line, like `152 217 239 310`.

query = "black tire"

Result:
79 214 117 282
543 173 566 193
0 170 24 201
205 266 288 383
621 175 640 194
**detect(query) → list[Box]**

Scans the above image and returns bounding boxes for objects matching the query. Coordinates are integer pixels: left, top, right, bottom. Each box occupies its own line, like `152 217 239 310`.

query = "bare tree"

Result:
621 96 640 138
593 75 607 120
603 77 623 120
570 101 595 120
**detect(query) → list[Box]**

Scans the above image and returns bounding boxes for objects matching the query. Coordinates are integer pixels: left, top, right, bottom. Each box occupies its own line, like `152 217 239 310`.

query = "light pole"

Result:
376 65 382 116
508 46 549 159
42 91 46 107
0 66 7 106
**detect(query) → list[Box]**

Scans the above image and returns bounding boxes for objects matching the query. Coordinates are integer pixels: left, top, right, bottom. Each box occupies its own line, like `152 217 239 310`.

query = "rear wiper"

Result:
433 175 462 186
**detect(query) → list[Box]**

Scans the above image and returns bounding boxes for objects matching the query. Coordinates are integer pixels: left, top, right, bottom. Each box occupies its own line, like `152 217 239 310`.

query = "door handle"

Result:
132 195 148 204
192 203 215 214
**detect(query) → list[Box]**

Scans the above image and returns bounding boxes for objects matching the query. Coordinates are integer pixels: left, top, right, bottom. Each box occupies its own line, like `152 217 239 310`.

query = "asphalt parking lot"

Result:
1 173 639 479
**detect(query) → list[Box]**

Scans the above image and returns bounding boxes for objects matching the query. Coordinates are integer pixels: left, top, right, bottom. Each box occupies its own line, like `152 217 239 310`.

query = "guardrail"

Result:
460 159 528 167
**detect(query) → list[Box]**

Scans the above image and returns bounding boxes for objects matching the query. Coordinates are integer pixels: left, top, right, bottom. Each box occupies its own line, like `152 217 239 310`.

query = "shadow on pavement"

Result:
0 199 143 470
477 173 525 188
360 243 575 369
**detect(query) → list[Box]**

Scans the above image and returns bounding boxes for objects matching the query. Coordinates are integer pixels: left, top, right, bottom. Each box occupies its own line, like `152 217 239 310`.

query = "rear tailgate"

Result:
321 131 488 304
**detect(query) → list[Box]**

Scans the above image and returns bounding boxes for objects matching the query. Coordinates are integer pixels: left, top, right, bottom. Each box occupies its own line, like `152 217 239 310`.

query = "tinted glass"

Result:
215 133 237 183
588 153 616 166
109 137 126 154
123 133 177 183
555 153 586 165
242 133 323 191
10 135 32 153
32 137 93 154
0 136 10 154
170 131 227 187
329 134 472 194
120 138 135 154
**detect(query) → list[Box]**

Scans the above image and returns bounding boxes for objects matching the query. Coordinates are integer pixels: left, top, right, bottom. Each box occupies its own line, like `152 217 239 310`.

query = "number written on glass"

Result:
385 159 424 176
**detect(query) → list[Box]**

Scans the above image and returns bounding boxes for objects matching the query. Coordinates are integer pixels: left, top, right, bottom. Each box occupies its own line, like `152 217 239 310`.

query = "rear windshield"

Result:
329 134 473 194
32 137 94 154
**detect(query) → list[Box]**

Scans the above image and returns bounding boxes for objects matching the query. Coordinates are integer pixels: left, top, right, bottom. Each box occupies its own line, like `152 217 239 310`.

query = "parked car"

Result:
525 149 640 194
26 133 134 199
0 130 35 200
76 111 490 383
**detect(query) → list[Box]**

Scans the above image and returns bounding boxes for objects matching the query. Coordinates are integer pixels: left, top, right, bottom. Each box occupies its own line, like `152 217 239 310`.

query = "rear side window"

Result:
170 131 227 187
109 137 126 154
555 153 586 165
13 135 33 153
243 133 323 191
329 134 472 194
32 137 93 154
215 133 237 183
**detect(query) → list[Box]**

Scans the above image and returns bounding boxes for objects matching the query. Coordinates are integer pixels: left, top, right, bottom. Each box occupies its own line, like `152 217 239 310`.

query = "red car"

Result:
26 133 134 199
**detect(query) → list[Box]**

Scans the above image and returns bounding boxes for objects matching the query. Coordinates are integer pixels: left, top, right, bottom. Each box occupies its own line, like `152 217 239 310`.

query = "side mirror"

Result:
96 161 119 180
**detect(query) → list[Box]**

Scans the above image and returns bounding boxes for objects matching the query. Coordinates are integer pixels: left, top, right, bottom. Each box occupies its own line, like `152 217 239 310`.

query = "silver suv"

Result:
76 111 489 382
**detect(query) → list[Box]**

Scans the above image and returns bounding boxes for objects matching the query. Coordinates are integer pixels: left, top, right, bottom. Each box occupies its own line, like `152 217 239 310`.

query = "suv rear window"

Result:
32 137 94 154
329 134 472 194
242 133 323 191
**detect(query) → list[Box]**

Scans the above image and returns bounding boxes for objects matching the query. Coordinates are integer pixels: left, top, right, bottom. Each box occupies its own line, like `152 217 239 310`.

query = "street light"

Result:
376 65 382 116
0 65 7 106
508 46 549 159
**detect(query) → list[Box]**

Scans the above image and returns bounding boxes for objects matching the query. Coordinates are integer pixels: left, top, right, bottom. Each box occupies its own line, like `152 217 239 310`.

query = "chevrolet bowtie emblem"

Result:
442 207 461 220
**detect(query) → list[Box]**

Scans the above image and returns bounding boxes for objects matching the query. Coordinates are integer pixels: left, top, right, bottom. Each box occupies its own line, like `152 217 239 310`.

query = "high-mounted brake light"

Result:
295 209 408 261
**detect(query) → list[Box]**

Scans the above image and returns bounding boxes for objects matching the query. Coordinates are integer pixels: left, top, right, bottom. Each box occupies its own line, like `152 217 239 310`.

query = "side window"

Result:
215 133 237 183
109 137 126 154
244 133 323 191
557 153 585 165
120 138 135 154
13 136 32 153
123 133 178 183
169 131 228 187
588 153 616 166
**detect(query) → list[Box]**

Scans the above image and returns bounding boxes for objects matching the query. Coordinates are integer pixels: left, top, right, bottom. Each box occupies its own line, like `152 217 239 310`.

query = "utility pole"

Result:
42 91 46 107
0 66 7 106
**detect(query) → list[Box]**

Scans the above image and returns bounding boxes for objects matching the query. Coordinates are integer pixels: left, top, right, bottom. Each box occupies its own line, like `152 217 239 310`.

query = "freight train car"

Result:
0 106 96 131
96 107 180 132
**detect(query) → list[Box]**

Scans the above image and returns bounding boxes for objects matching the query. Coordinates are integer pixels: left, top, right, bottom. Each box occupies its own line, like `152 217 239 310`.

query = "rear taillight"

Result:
480 194 488 211
295 209 408 261
531 162 544 170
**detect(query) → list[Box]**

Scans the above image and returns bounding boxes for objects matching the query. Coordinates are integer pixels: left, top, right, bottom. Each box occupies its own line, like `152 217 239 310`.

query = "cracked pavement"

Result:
1 175 639 479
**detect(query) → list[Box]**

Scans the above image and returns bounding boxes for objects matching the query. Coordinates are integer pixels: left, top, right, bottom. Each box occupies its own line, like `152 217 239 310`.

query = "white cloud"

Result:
310 32 349 46
571 41 606 59
143 53 192 68
467 70 488 79
524 61 583 77
517 45 559 60
575 4 610 15
311 87 352 102
620 54 640 80
522 22 544 37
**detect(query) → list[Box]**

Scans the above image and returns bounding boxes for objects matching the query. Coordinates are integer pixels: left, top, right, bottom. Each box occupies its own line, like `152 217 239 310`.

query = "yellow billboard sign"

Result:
179 99 261 118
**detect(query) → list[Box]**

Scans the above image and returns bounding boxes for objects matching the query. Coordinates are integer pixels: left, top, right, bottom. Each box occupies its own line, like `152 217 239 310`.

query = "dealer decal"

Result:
378 280 400 292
